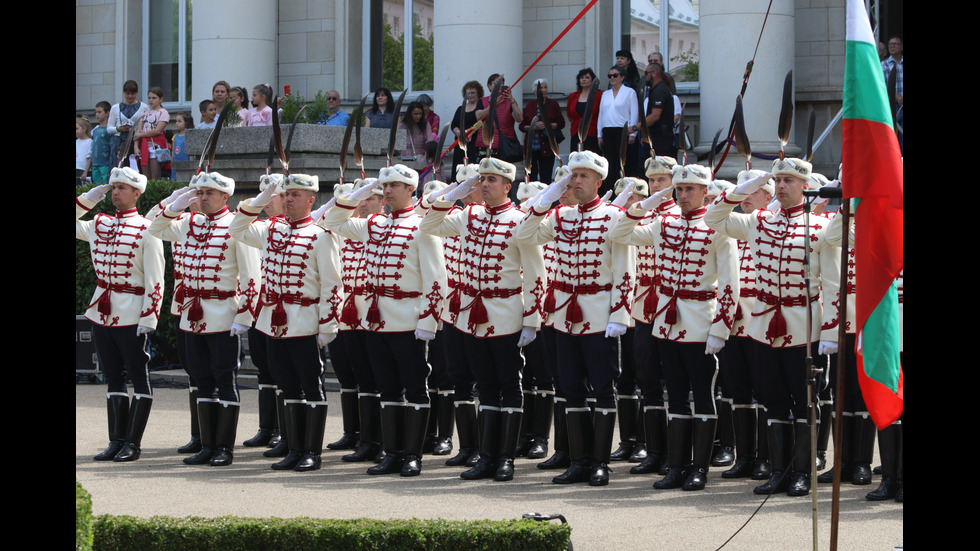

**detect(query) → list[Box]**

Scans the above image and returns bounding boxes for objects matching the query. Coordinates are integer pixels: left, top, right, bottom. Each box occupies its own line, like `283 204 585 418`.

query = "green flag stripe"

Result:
843 40 893 126
860 281 902 392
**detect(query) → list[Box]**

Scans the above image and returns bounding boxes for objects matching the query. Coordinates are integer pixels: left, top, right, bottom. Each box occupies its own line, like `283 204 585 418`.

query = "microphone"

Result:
803 187 843 199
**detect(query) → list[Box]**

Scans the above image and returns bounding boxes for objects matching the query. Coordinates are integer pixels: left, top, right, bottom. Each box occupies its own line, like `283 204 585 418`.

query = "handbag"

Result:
500 135 523 162
154 144 172 163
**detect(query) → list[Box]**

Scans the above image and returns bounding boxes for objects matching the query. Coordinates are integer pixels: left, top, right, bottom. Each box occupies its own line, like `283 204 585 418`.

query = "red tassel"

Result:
366 298 381 325
567 297 583 324
187 298 204 322
271 303 287 327
767 310 787 340
340 296 358 326
97 292 112 316
734 304 743 321
448 289 461 315
469 296 489 325
664 300 677 325
643 291 658 320
174 282 185 304
543 289 556 314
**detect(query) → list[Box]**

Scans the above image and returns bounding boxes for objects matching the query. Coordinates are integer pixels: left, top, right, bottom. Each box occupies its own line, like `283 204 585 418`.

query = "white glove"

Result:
425 182 458 205
165 185 193 205
445 175 480 203
604 322 627 338
311 199 334 222
818 340 838 355
346 181 377 202
517 326 537 348
612 181 635 208
170 188 199 212
136 325 152 336
251 181 280 208
83 184 112 203
230 323 249 337
735 172 772 195
705 335 726 355
317 332 337 347
639 186 674 211
536 174 571 208
415 328 436 342
600 189 613 203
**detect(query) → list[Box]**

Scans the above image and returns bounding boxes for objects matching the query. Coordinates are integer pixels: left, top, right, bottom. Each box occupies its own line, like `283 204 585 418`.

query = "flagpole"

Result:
829 197 851 551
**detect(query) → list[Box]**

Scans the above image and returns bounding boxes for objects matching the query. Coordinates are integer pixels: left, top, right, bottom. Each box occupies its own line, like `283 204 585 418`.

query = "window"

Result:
622 0 700 86
143 0 193 107
373 0 435 92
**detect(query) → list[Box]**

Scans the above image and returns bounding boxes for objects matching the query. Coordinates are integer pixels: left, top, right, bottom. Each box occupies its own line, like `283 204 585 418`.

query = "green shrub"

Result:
76 481 94 551
92 516 571 551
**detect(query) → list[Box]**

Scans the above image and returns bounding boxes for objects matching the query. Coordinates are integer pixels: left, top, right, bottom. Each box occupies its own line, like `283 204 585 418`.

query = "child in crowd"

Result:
135 86 170 180
171 112 193 179
225 87 248 127
90 101 113 184
244 83 273 126
76 117 93 186
198 99 218 129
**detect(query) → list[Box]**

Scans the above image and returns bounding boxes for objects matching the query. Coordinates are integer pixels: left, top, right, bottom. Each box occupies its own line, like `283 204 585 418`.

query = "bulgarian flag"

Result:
842 0 903 429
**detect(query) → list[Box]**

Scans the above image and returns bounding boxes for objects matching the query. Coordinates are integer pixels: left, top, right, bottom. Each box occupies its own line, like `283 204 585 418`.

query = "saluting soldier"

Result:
321 164 447 477
230 173 342 472
518 150 635 486
149 172 261 467
420 157 546 482
77 168 165 463
705 158 840 497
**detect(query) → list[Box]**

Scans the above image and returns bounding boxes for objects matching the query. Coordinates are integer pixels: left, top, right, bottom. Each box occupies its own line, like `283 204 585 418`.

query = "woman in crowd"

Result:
364 87 395 129
567 68 603 155
597 65 638 194
519 78 565 184
107 80 149 165
615 50 642 91
399 101 436 170
452 80 483 174
474 73 523 160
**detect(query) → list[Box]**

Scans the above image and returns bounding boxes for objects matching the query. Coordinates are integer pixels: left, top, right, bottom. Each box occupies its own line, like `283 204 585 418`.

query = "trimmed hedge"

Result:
76 180 183 368
92 515 571 551
77 481 94 551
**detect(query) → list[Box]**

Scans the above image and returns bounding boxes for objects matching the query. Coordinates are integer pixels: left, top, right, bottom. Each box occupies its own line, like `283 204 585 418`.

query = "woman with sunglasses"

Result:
596 66 639 194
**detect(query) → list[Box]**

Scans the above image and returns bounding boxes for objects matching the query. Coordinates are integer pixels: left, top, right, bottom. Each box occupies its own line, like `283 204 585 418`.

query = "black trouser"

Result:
555 331 619 409
183 331 240 402
657 339 718 417
341 330 380 394
464 332 524 409
443 324 476 401
267 335 324 402
365 331 431 405
91 324 152 396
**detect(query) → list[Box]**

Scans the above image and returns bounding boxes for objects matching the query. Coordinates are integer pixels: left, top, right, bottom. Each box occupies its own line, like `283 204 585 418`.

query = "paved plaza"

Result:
76 384 902 550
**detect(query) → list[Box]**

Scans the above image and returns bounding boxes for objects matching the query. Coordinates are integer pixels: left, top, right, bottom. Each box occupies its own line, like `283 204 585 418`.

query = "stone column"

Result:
192 1 277 108
698 0 798 179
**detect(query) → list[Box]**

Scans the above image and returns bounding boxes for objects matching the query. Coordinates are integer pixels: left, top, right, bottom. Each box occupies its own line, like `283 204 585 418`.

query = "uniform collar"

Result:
390 205 415 219
780 202 805 218
486 200 514 215
205 205 231 220
114 207 139 218
288 215 313 228
682 207 706 220
657 199 677 213
578 195 602 213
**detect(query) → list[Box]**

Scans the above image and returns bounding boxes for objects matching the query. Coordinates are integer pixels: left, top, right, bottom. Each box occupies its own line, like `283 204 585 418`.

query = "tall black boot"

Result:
296 401 329 471
264 391 289 457
752 408 772 480
819 415 854 483
711 398 735 467
631 407 667 474
815 400 833 470
527 391 554 460
867 421 902 500
343 394 383 462
184 399 218 465
539 398 570 470
445 401 478 466
553 408 594 484
654 416 693 489
684 416 717 491
422 390 439 454
367 402 405 475
629 404 648 462
610 396 638 461
590 408 617 486
495 408 524 481
115 395 153 462
754 420 791 494
271 401 306 470
787 421 812 496
177 388 202 454
95 394 129 461
432 392 455 455
462 407 502 480
401 403 430 476
243 385 277 447
851 413 876 485
327 390 360 450
515 390 535 457
209 402 240 467
723 405 757 478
